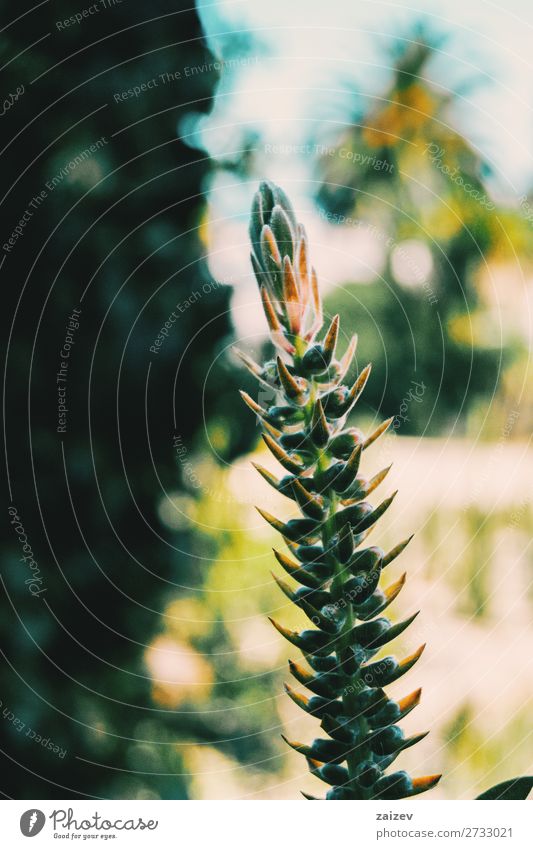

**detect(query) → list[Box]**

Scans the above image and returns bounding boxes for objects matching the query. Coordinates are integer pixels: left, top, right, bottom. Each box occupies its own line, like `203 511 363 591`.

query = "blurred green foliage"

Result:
315 36 529 434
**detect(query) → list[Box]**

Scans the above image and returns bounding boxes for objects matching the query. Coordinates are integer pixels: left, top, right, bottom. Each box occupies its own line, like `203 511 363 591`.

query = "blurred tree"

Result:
0 0 275 799
315 33 527 433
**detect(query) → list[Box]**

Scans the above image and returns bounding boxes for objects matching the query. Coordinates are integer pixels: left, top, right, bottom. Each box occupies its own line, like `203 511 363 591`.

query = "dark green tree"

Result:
0 0 272 799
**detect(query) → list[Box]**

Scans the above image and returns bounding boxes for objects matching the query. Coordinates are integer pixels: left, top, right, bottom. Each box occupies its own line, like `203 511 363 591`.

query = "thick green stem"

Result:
300 340 371 796
323 496 370 797
245 181 441 800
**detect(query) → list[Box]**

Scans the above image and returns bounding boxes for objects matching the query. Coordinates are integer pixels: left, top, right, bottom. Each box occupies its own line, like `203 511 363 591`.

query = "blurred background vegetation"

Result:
1 1 531 799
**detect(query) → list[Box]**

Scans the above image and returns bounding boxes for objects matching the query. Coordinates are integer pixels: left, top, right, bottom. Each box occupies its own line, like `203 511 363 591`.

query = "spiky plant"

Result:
236 181 533 802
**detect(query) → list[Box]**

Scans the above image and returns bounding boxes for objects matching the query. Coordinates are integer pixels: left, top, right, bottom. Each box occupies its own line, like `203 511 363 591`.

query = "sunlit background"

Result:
151 0 533 799
2 0 531 801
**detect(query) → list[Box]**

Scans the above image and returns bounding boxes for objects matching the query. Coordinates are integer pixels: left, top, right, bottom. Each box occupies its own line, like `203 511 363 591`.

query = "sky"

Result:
197 0 533 189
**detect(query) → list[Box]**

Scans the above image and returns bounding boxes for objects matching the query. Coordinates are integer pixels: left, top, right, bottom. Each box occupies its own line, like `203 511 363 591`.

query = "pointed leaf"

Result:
261 223 282 266
357 573 407 619
338 334 358 381
343 363 371 413
259 284 282 334
383 535 414 568
262 433 304 474
296 226 310 303
292 479 325 520
363 416 394 449
476 777 533 800
407 774 442 797
270 204 295 260
277 356 304 400
364 465 393 497
282 256 301 333
272 548 321 588
252 462 285 495
310 399 330 447
322 314 340 366
334 444 362 492
397 687 422 719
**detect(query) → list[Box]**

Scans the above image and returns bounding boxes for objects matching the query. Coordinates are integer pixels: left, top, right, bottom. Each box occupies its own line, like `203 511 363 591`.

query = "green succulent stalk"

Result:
236 180 533 802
